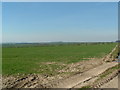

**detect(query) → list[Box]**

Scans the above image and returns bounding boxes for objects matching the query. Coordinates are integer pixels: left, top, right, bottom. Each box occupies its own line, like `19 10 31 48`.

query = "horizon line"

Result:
1 0 119 2
1 41 117 43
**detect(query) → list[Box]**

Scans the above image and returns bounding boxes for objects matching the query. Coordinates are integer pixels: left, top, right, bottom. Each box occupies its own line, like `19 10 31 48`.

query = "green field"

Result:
2 43 117 75
0 45 2 74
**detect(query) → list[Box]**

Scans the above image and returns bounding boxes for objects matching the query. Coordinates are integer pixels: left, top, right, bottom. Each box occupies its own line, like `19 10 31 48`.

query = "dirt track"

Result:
44 62 118 88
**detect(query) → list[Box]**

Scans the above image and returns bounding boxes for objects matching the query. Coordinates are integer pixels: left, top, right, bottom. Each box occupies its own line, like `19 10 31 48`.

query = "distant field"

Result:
0 46 1 74
2 43 117 75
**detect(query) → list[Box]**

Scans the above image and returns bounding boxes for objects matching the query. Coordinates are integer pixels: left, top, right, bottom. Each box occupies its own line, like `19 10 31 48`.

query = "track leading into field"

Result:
48 62 118 88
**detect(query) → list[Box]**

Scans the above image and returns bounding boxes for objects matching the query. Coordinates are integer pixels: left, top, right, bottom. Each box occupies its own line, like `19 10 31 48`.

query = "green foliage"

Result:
81 85 92 88
79 85 92 90
2 43 116 75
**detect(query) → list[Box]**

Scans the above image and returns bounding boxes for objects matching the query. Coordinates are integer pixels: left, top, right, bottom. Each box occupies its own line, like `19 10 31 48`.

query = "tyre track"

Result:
44 62 118 88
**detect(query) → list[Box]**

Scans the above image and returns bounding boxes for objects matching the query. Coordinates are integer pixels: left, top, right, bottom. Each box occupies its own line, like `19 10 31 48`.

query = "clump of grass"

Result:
79 86 92 90
81 86 92 88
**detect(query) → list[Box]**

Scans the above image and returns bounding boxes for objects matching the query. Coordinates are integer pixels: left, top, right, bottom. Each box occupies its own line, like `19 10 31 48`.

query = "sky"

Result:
0 2 2 43
2 2 118 43
1 0 120 2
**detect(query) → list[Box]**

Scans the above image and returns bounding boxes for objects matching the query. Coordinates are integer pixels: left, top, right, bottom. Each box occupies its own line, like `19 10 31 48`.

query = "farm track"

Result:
74 64 119 89
42 62 118 88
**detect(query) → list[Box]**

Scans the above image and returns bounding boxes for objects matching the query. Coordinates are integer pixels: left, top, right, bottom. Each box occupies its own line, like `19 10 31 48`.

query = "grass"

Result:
0 45 2 74
2 43 117 75
81 86 92 88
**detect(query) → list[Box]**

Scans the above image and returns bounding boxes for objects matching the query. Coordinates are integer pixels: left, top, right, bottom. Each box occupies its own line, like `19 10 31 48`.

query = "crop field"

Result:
2 43 117 75
0 45 1 74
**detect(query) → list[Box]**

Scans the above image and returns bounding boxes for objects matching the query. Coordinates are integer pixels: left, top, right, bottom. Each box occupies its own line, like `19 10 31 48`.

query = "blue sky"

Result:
2 2 118 42
0 2 2 43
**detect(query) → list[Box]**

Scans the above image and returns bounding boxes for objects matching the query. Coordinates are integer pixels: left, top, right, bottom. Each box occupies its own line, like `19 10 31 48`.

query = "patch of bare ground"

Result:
2 74 67 88
58 58 103 73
